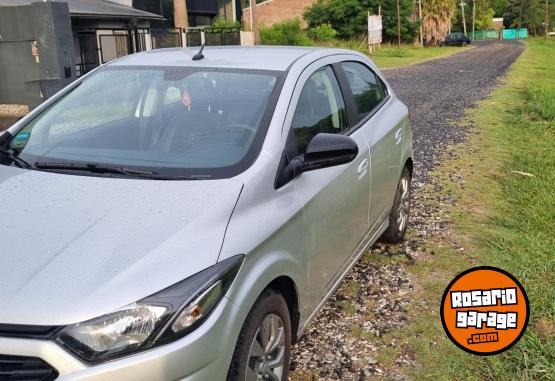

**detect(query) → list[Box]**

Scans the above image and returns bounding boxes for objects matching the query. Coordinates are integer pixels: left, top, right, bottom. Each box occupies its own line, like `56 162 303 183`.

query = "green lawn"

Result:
315 40 473 69
398 38 555 380
370 45 473 68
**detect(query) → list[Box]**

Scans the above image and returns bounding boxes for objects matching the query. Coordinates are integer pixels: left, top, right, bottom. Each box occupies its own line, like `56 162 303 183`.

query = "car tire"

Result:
382 166 411 243
227 289 291 381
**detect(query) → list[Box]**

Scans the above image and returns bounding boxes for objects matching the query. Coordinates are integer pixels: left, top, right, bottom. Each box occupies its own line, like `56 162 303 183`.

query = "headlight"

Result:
56 255 243 364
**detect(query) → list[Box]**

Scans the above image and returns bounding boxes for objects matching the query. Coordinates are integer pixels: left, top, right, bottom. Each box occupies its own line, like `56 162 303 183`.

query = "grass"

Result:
370 45 473 69
398 38 555 380
313 39 473 69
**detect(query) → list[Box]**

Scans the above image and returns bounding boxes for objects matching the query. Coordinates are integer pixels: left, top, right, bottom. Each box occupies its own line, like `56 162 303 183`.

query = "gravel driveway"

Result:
290 40 524 380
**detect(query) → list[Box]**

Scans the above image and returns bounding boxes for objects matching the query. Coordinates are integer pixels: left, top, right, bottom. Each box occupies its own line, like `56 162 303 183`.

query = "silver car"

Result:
0 46 412 381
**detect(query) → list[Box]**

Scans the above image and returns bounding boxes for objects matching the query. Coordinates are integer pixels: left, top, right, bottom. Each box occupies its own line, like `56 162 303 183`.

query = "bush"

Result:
212 17 240 29
308 23 338 41
260 18 312 46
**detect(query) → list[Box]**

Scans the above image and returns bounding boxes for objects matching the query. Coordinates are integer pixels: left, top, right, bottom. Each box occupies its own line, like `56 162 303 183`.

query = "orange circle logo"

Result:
440 266 529 355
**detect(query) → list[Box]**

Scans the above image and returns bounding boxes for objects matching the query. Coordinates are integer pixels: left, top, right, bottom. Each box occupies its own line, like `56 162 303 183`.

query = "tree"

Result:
422 0 457 45
491 0 509 16
504 0 545 34
474 0 495 29
454 0 494 31
304 0 418 42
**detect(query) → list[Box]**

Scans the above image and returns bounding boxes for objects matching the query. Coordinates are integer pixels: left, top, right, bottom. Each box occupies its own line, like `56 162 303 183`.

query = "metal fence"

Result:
471 28 528 41
186 29 203 47
150 27 242 48
151 29 182 49
203 27 241 46
503 28 528 39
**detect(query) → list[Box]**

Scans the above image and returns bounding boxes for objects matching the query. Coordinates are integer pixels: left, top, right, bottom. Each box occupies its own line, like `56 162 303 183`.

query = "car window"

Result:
7 67 281 178
291 66 349 154
341 61 386 119
10 70 142 146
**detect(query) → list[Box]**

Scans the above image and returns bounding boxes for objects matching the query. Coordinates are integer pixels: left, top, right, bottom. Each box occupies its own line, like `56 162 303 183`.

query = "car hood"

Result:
0 166 243 325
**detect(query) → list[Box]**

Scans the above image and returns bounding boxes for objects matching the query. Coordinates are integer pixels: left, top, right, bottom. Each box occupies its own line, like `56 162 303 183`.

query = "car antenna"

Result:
192 44 205 61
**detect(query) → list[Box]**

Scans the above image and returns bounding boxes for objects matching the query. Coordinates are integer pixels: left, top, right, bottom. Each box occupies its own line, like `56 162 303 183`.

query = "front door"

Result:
286 64 371 313
339 61 403 226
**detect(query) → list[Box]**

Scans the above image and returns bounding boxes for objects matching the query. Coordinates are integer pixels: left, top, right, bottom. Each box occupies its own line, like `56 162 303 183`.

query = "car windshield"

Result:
6 66 282 179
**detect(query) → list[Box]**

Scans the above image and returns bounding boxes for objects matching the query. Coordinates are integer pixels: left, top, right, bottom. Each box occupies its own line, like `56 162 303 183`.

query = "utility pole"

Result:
460 1 467 35
472 0 476 40
397 0 401 47
418 0 423 46
546 0 549 39
250 0 260 44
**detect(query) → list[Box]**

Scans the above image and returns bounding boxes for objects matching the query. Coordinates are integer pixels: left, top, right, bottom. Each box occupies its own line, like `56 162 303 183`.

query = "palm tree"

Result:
422 0 456 44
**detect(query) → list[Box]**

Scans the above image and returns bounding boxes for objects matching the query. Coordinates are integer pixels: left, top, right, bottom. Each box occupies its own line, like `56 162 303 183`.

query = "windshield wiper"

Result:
34 162 211 180
0 147 33 169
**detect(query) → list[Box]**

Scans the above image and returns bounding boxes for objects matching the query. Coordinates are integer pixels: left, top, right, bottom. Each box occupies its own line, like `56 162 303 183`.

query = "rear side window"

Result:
341 62 387 119
291 66 349 153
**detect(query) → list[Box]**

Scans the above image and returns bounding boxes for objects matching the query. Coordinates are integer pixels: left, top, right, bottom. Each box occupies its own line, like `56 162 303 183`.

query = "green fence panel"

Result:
503 29 517 39
473 31 485 40
485 30 500 39
472 30 500 40
516 28 528 38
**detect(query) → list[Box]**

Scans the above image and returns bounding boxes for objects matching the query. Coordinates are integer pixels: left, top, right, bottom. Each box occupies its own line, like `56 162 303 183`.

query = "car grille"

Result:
0 324 60 340
0 355 58 381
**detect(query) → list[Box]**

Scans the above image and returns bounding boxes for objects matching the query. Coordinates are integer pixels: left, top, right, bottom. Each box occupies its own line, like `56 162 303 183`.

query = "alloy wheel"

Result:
397 177 410 232
245 314 286 381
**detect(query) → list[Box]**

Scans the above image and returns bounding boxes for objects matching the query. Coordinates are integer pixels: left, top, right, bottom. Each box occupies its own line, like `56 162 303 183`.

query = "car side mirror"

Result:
276 133 359 188
302 133 359 172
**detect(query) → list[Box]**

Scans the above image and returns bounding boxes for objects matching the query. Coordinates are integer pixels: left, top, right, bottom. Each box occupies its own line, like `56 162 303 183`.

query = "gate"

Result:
204 27 241 46
151 29 183 49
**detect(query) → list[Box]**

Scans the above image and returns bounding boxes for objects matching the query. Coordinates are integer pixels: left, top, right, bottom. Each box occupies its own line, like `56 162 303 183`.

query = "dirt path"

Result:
385 40 524 183
290 40 525 381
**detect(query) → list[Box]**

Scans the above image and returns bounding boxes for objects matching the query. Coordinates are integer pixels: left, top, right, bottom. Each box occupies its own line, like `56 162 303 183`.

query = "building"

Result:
0 0 245 78
0 0 163 76
0 0 247 108
492 17 504 31
132 0 242 28
242 0 316 30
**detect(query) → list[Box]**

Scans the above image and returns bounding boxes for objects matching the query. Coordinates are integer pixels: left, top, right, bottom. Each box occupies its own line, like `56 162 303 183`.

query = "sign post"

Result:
367 10 383 54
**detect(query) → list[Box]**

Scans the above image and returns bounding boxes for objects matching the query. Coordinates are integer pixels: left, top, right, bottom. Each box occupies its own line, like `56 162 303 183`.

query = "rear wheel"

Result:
382 166 411 243
227 289 291 381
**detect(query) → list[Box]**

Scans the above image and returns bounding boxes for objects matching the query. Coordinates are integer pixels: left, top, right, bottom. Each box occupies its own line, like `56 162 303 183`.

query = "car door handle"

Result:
357 158 369 179
394 128 403 145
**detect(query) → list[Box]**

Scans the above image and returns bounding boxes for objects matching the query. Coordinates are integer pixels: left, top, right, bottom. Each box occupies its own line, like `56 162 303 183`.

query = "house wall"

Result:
242 0 316 28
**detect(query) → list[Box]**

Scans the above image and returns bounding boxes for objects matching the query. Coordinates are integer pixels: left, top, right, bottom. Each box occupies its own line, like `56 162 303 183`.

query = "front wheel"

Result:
227 289 291 381
382 166 411 243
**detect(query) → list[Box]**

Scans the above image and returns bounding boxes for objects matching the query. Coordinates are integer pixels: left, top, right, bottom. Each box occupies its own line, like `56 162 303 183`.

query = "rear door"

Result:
283 60 371 313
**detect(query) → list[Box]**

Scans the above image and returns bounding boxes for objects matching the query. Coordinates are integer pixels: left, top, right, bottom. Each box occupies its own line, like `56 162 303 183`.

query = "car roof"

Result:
109 46 323 72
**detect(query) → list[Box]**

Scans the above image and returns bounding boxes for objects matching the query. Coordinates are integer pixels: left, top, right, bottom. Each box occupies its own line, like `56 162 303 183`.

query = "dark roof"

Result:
0 0 163 20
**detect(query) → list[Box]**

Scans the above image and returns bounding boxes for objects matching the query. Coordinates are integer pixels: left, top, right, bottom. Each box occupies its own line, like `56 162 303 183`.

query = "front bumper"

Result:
0 299 239 381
